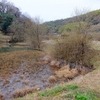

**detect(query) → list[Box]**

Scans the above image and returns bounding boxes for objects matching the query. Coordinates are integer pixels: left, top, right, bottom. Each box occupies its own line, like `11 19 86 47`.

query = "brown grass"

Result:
0 92 4 100
66 43 100 92
0 50 44 77
52 33 95 67
13 87 36 98
55 65 79 79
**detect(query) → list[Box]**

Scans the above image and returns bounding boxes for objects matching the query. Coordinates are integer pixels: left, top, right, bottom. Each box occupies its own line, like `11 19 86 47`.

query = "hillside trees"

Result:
0 0 22 34
0 0 47 49
1 13 13 33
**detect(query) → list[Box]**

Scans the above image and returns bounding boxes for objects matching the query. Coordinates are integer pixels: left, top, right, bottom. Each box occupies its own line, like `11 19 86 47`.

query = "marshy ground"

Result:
0 34 100 100
0 50 95 100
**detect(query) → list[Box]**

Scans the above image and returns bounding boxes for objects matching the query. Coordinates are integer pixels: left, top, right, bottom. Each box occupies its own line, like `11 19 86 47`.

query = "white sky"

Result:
6 0 100 22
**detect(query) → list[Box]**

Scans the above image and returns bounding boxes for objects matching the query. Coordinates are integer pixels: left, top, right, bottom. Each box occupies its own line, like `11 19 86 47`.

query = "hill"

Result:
45 9 100 34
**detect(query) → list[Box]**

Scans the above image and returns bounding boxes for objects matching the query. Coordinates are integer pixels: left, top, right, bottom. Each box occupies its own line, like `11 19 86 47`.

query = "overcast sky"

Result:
7 0 100 22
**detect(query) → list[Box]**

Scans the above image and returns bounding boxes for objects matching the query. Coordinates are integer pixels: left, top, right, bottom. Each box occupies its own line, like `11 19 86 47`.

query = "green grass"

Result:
0 47 27 53
0 42 34 53
40 84 78 97
62 88 100 100
14 84 100 100
40 84 100 100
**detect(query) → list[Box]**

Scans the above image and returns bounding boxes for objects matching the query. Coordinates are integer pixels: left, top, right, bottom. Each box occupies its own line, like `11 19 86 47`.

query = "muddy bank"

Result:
0 55 94 100
0 63 56 100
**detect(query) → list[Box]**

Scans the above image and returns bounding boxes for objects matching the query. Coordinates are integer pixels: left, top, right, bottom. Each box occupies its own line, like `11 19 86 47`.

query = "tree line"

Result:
0 0 47 50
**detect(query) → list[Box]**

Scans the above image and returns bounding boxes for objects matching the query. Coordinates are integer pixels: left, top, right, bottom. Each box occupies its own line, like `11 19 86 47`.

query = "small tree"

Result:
26 17 46 50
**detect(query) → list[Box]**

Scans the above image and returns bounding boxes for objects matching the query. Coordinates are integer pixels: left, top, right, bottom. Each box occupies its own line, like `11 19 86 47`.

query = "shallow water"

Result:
0 62 57 100
0 58 93 100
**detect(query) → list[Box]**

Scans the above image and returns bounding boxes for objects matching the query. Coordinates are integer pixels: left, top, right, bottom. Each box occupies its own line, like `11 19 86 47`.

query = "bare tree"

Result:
9 20 25 42
25 16 47 50
72 8 92 34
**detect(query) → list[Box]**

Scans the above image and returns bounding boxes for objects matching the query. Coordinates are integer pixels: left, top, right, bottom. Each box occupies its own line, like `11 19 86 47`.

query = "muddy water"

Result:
0 58 93 100
0 62 57 100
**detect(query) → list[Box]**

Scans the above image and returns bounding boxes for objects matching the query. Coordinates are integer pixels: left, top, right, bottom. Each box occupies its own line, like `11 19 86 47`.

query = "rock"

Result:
49 76 56 83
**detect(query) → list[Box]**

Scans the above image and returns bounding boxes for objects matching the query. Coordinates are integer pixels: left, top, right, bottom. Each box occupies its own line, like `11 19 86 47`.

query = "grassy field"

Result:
0 33 34 53
0 50 44 77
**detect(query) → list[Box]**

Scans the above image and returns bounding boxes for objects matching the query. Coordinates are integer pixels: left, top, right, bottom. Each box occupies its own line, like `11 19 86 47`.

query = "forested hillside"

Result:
45 9 100 34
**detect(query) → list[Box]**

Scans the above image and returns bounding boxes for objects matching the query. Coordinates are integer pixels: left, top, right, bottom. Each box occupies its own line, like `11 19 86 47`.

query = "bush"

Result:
52 33 94 66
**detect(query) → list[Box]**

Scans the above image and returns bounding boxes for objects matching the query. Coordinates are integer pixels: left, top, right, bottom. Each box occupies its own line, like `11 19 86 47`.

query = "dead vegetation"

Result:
13 87 35 98
52 33 95 67
54 64 83 80
0 50 44 77
0 92 4 100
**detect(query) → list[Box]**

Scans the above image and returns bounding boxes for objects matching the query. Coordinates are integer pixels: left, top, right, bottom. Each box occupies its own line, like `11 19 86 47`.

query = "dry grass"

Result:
13 87 36 98
55 65 79 79
66 41 100 92
0 50 44 77
52 33 95 67
0 92 4 100
66 68 100 92
13 40 100 100
92 41 100 50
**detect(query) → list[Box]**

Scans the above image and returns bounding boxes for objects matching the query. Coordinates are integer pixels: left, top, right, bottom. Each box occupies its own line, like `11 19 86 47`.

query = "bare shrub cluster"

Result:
52 33 95 67
13 86 38 98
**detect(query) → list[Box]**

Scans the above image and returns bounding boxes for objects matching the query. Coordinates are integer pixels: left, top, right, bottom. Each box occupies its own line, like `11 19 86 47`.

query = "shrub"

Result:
52 33 94 66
